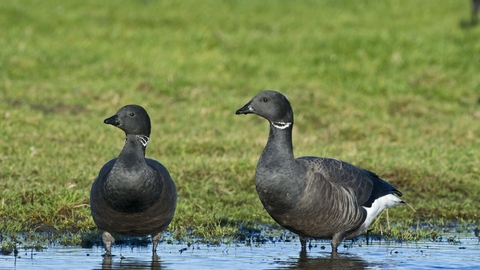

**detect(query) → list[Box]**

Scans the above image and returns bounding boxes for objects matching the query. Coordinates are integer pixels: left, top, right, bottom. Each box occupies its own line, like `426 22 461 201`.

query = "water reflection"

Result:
3 231 479 270
275 250 368 270
100 253 161 269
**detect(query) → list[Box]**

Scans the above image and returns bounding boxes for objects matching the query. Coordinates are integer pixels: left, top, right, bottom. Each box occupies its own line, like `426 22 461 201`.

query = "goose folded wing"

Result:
298 157 379 207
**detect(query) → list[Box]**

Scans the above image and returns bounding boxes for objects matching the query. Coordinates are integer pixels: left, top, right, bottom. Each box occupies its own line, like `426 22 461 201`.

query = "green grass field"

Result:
1 0 479 244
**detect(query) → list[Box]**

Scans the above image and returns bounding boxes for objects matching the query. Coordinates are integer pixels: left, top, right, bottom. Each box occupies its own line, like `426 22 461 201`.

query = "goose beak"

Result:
235 101 253 115
104 115 119 126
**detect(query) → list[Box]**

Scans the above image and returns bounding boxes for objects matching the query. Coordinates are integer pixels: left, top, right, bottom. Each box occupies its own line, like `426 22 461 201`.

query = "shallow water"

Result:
1 233 479 270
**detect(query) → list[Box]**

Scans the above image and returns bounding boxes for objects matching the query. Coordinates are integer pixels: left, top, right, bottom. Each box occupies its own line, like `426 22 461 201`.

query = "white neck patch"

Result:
272 121 292 129
136 135 150 147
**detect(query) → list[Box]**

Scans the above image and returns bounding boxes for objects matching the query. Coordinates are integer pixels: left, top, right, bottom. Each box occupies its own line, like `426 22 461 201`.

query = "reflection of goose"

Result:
236 90 405 253
151 253 162 269
101 253 162 269
91 105 177 256
101 255 112 269
283 251 368 270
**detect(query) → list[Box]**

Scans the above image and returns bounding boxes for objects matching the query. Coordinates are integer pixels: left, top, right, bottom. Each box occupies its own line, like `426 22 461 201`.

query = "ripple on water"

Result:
1 233 479 269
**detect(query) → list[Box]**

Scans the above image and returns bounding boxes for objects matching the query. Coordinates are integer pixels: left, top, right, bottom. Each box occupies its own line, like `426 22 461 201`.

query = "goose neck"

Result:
116 134 148 165
262 124 295 162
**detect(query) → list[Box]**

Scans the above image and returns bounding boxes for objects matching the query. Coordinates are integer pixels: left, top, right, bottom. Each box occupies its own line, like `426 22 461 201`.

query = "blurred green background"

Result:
0 0 479 241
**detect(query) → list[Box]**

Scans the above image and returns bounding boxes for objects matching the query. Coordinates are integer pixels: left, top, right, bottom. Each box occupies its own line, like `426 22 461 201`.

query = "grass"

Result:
0 0 479 245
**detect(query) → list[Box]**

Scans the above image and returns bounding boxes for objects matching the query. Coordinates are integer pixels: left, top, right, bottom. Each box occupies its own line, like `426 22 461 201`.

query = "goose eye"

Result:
129 112 135 117
262 97 268 102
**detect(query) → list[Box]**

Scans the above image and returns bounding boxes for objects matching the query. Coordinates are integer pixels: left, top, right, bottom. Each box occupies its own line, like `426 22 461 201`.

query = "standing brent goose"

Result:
90 105 177 256
235 90 405 253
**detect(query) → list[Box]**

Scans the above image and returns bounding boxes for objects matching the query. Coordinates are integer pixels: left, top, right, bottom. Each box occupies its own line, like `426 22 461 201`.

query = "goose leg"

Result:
330 232 346 253
102 231 115 256
152 232 162 253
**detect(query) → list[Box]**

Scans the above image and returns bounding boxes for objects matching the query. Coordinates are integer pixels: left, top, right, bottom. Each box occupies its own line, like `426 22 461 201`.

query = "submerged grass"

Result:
0 0 479 245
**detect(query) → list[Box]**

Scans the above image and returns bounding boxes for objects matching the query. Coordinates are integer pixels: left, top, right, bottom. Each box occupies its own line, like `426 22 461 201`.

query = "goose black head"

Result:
236 90 294 128
104 104 151 137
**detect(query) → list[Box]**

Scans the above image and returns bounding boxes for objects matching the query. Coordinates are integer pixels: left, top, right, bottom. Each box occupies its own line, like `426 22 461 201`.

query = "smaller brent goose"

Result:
90 105 177 256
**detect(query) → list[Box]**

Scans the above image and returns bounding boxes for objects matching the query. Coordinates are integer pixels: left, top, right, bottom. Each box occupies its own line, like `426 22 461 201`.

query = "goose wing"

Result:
297 157 401 207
